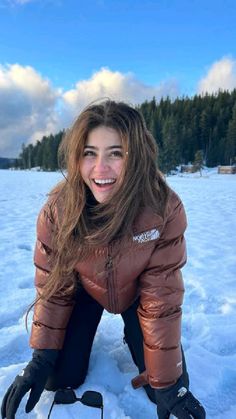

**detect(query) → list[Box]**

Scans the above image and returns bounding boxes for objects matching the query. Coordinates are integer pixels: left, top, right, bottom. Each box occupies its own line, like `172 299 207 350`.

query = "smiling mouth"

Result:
92 178 116 187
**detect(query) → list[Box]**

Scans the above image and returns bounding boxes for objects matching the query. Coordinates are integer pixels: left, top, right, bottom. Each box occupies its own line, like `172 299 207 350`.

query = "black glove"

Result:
155 375 206 419
1 349 58 419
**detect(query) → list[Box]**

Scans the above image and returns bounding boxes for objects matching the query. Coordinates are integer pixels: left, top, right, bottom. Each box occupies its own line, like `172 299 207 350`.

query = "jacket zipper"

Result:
106 246 117 313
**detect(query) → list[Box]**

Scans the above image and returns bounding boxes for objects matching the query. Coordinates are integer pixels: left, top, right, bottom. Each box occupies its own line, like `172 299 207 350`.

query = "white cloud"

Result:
0 64 179 158
62 67 179 121
198 57 236 94
0 64 61 157
7 58 234 158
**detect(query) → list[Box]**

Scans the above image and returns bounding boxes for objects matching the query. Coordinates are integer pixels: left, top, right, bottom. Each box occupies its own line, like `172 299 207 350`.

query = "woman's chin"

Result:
90 185 115 203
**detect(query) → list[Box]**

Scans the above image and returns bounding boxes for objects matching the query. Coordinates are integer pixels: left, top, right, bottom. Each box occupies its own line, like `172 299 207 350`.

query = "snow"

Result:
0 168 235 418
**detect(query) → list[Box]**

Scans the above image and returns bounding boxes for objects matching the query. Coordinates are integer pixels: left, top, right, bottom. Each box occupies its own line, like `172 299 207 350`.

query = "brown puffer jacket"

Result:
30 189 187 389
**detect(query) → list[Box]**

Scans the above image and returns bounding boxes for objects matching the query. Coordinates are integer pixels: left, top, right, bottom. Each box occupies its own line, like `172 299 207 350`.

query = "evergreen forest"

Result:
7 89 236 173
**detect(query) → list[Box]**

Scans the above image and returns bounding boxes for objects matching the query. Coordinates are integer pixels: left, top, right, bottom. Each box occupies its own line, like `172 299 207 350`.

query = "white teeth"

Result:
94 179 116 185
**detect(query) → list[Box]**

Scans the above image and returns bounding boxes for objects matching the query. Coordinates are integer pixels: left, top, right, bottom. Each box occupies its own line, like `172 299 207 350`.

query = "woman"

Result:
1 100 205 419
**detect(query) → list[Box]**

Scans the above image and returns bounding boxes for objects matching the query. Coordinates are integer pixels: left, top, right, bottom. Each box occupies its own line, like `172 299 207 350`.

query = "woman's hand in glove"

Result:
1 349 58 419
155 375 206 419
131 371 171 419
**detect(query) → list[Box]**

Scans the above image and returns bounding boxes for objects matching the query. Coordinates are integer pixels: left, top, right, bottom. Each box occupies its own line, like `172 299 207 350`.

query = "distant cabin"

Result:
180 165 197 173
218 165 236 174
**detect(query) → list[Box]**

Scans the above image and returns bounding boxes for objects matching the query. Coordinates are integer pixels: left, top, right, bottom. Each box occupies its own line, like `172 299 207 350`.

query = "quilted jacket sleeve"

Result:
137 192 187 388
30 198 75 349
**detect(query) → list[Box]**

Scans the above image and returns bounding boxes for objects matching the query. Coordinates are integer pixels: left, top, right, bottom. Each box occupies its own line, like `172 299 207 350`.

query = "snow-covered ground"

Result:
0 168 235 419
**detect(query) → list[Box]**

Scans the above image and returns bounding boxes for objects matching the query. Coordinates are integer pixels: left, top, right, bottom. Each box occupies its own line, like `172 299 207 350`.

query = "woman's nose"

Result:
94 155 109 170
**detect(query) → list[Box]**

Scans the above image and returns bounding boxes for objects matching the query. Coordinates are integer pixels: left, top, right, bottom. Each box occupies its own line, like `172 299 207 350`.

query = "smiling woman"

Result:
80 126 125 203
1 100 206 419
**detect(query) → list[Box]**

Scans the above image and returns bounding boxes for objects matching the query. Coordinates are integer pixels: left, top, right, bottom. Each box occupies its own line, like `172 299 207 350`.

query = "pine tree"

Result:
193 150 204 176
161 115 180 174
19 143 27 169
225 103 236 165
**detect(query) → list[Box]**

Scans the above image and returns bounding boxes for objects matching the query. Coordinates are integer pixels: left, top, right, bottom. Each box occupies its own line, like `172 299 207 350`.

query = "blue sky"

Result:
1 0 236 157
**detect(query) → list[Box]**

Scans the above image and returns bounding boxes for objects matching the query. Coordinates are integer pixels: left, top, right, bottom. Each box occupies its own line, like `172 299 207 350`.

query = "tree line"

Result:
10 89 236 173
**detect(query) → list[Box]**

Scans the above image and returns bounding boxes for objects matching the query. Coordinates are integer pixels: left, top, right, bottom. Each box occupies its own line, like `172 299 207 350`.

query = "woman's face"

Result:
80 125 125 203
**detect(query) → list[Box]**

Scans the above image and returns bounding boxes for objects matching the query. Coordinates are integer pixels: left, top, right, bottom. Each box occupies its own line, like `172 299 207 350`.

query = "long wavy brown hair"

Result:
34 99 170 302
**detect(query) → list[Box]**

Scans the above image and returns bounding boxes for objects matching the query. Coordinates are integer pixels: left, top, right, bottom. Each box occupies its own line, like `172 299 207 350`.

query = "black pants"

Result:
45 289 188 405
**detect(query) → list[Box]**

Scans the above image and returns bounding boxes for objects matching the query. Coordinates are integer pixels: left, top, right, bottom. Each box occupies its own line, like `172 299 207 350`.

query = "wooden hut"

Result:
218 166 236 174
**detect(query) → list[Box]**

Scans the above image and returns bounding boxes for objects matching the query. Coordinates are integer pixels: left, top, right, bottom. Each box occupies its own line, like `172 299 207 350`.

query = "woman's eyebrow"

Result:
84 145 123 150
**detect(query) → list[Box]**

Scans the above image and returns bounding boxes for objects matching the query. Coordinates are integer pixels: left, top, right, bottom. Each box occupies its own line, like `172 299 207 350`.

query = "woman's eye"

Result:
110 150 124 158
83 150 96 157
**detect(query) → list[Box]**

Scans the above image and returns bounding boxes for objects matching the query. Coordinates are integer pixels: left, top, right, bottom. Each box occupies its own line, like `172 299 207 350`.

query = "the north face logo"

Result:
133 228 160 243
